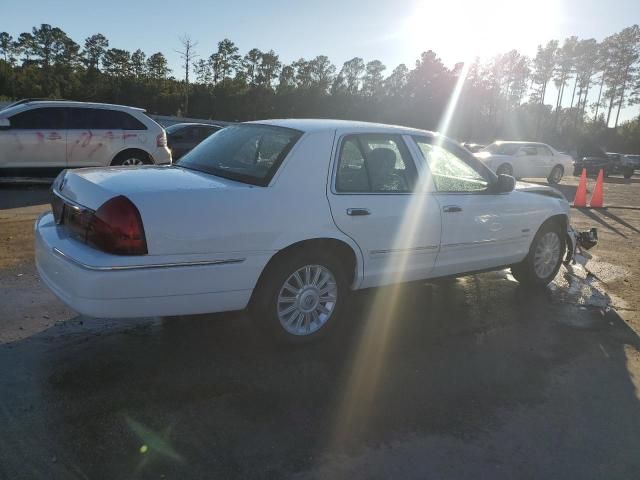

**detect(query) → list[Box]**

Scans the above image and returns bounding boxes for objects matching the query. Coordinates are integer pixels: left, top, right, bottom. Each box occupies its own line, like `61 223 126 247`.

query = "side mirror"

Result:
493 174 515 193
0 118 10 130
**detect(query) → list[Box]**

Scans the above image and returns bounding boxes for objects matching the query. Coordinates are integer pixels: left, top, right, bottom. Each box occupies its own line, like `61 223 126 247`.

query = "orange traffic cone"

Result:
573 168 588 207
590 169 604 208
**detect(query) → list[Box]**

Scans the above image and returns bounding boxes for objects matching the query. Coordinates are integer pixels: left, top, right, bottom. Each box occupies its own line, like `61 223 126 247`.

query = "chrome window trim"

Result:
52 247 245 271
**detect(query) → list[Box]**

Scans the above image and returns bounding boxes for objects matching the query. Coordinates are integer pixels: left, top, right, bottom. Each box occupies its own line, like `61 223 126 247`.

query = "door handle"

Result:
442 205 462 213
347 208 371 216
48 133 62 140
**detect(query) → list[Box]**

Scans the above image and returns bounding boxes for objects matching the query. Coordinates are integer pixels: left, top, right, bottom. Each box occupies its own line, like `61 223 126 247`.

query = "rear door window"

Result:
520 146 538 156
10 107 66 129
536 145 553 156
68 108 146 130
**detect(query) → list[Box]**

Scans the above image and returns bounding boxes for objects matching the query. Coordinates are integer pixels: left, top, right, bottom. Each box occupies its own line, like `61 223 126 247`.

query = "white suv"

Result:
0 100 171 177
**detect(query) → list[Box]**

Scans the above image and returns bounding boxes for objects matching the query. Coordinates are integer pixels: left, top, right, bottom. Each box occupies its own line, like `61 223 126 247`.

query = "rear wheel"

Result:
496 163 513 177
547 165 563 184
111 151 151 166
250 250 347 343
511 221 565 287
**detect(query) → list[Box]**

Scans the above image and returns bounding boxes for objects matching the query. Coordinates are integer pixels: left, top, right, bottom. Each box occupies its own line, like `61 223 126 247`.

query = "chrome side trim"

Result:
442 234 529 248
370 245 438 255
52 247 245 271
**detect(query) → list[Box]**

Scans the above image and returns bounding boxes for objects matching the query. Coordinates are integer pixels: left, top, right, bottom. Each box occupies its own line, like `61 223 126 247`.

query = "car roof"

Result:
13 100 146 112
168 122 221 128
246 118 434 136
492 141 548 146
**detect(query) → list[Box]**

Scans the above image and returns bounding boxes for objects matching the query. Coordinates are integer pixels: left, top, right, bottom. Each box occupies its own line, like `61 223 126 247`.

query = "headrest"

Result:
368 148 396 171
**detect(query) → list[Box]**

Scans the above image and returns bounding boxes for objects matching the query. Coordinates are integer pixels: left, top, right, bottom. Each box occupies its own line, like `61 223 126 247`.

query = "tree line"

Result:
0 24 639 153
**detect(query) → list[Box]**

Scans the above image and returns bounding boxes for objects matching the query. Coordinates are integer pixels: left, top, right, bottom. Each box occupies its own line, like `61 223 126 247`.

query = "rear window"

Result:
176 124 302 186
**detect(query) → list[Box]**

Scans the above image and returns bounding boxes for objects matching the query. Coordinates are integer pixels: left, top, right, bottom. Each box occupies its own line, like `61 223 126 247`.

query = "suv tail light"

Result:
156 132 167 147
86 196 147 255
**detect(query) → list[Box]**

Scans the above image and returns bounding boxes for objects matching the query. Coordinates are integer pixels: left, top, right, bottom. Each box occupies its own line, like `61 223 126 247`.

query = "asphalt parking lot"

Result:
1 175 640 479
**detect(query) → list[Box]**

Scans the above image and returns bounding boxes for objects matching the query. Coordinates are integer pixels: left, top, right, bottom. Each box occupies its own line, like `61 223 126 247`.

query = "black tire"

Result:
111 150 151 166
624 168 634 179
496 163 513 177
547 165 563 184
511 220 566 287
250 249 348 343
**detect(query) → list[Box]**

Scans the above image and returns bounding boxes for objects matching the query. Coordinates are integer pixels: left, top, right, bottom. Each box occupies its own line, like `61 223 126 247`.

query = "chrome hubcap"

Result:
122 158 144 166
277 265 337 336
533 231 561 279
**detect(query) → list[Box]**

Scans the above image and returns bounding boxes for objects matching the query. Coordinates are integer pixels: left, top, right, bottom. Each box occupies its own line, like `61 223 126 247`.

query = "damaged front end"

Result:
565 226 598 264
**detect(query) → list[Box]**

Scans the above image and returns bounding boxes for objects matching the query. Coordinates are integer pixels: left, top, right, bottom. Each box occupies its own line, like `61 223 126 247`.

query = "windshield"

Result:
176 124 302 186
481 143 520 155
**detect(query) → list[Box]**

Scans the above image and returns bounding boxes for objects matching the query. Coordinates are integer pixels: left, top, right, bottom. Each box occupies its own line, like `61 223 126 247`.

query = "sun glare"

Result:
403 0 560 61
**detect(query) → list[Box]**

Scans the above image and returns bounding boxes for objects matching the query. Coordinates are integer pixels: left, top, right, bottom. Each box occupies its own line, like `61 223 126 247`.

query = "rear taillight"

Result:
156 132 167 147
86 196 147 255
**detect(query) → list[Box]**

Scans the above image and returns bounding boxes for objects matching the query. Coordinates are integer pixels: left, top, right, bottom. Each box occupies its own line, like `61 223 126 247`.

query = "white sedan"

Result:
35 120 593 341
474 141 574 184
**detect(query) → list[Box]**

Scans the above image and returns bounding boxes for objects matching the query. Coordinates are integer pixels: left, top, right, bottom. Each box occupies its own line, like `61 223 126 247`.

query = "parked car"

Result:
0 100 171 177
475 141 573 184
620 154 640 178
35 119 596 342
166 122 224 160
573 155 613 177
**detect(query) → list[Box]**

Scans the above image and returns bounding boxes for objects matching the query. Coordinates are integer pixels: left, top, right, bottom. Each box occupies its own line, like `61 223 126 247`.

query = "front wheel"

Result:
111 151 151 166
250 250 347 342
547 165 564 184
624 168 634 179
511 221 565 287
496 163 513 177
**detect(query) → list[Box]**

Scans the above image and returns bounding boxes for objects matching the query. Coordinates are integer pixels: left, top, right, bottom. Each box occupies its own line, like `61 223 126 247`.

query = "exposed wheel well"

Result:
251 238 358 304
543 213 567 232
111 148 153 165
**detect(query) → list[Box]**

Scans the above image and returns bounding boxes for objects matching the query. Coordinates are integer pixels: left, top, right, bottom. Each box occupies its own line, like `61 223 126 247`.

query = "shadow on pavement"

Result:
1 271 640 479
599 209 640 234
577 208 628 238
0 185 51 210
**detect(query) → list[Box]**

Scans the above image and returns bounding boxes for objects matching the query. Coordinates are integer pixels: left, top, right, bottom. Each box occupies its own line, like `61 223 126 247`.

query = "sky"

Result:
3 0 640 121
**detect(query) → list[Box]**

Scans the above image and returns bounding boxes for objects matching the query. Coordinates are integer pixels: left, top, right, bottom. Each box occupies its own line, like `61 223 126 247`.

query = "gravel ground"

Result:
0 175 639 479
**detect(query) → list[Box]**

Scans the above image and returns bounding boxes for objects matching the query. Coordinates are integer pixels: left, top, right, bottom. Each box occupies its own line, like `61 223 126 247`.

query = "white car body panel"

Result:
3 127 67 168
431 189 554 277
35 120 571 319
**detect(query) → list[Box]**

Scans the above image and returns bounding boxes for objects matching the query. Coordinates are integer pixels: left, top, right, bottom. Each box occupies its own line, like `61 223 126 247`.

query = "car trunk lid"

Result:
54 165 250 211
